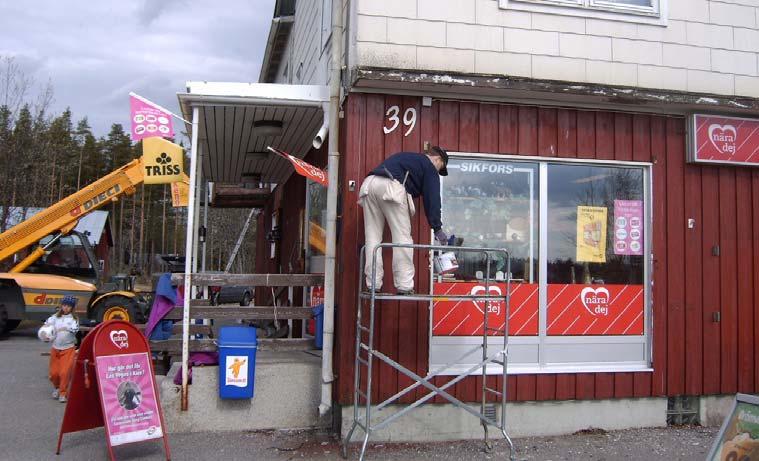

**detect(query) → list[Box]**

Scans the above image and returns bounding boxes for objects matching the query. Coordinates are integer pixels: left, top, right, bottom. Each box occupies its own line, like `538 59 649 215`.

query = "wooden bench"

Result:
149 273 324 366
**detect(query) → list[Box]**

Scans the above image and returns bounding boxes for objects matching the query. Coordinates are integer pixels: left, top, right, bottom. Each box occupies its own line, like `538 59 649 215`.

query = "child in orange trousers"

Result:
44 295 79 402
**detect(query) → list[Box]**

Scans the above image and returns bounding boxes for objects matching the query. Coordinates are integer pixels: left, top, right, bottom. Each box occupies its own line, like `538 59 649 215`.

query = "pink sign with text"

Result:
613 200 643 256
95 352 164 446
130 94 174 141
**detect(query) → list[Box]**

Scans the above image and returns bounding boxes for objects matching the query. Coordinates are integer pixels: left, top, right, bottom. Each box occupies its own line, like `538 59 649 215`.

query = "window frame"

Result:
499 0 667 26
429 152 654 375
320 0 333 52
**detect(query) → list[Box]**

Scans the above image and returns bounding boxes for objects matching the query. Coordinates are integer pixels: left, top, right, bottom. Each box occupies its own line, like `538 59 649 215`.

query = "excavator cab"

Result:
27 232 99 285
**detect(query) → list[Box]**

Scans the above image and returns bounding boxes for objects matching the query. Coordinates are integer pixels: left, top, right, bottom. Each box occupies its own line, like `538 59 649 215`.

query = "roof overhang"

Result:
351 67 759 116
178 82 329 188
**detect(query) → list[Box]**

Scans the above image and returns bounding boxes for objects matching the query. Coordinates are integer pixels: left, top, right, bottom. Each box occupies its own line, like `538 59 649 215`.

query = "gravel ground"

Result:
2 323 719 460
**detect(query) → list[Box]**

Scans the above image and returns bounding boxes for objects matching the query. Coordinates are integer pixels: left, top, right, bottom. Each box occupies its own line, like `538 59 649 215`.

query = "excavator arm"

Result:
0 158 145 269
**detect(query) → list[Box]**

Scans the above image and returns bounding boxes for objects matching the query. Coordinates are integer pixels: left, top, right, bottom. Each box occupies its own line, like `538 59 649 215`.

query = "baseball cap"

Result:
61 295 77 307
430 146 448 176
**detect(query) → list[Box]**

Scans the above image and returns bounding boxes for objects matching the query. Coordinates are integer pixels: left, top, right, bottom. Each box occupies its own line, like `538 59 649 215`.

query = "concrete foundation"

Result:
341 397 667 442
699 395 736 427
158 351 328 433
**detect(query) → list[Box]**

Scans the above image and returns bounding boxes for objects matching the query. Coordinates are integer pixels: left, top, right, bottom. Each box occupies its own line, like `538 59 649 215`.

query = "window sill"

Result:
432 362 653 376
498 0 668 27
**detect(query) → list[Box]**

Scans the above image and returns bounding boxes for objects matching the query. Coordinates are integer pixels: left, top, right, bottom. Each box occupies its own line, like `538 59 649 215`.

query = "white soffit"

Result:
177 82 329 185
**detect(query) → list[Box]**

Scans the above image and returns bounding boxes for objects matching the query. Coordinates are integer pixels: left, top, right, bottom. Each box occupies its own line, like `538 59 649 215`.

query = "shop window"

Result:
434 159 539 337
499 0 665 24
430 155 651 375
546 164 645 336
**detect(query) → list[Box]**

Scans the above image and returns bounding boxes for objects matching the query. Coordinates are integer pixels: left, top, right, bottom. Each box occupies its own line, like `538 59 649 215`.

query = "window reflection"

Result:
441 159 538 283
547 164 644 285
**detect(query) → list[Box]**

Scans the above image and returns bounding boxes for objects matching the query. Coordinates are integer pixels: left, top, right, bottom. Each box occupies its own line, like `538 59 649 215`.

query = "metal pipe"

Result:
313 103 330 149
181 106 200 411
319 0 343 417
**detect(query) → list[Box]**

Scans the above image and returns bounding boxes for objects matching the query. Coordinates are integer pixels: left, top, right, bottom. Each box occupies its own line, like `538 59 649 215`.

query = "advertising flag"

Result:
267 146 328 186
576 206 608 263
142 137 184 184
130 93 174 141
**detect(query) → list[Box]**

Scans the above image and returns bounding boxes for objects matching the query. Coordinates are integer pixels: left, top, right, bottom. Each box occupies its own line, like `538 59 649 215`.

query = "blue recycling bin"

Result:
218 326 257 399
312 304 324 350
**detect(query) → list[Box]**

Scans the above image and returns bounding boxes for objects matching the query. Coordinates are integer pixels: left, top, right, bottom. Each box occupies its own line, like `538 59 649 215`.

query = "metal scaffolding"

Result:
341 243 516 460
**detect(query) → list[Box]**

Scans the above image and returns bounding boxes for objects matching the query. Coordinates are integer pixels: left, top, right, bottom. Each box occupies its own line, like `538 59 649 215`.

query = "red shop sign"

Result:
689 114 759 166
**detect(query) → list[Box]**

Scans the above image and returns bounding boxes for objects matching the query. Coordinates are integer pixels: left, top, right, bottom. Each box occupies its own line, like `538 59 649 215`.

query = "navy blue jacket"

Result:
368 152 443 231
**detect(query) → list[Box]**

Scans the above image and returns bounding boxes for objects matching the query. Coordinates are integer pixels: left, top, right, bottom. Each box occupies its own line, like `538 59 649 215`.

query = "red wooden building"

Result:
255 91 759 414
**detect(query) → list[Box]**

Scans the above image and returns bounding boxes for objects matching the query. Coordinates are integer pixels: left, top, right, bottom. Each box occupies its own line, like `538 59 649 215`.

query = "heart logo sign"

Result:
470 285 503 316
708 124 737 156
110 330 129 349
580 287 610 317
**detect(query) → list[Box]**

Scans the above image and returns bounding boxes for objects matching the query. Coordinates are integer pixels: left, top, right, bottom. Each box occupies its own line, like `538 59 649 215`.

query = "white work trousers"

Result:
359 176 415 292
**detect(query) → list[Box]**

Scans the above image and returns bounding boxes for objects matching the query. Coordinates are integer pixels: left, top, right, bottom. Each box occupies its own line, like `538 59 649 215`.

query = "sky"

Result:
0 0 276 136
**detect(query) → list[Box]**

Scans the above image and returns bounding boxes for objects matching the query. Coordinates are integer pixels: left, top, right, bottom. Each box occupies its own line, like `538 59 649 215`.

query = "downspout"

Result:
320 0 343 417
313 103 329 150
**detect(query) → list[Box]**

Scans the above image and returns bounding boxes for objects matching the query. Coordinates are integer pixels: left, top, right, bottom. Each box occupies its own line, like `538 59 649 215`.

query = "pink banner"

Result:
130 94 174 141
691 114 759 166
613 200 643 256
95 352 163 446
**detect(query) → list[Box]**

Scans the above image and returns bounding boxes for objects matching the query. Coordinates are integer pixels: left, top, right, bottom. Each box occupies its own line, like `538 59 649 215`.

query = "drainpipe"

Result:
312 103 330 150
320 0 343 417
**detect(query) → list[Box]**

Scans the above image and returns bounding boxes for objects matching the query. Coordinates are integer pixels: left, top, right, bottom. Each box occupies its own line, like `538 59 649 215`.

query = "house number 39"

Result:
383 106 417 137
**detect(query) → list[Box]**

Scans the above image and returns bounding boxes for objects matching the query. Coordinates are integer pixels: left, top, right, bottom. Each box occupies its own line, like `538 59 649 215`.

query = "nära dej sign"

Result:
689 114 759 167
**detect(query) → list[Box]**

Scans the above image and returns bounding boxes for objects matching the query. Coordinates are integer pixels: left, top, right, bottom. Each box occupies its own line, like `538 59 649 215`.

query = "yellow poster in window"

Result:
576 206 607 263
142 137 184 184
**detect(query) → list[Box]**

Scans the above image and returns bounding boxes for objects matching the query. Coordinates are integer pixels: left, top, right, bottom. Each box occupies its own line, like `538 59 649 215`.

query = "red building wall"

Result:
333 92 759 404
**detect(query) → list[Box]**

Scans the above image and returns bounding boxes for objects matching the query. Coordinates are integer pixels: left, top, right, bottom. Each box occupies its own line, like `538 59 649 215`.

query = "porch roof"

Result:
177 81 329 185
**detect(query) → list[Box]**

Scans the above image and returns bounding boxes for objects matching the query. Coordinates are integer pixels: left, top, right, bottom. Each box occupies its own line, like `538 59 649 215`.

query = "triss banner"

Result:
171 173 190 207
142 137 184 184
267 146 328 186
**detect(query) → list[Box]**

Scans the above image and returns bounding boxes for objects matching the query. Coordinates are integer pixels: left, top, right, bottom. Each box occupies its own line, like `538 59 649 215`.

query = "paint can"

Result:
433 251 459 274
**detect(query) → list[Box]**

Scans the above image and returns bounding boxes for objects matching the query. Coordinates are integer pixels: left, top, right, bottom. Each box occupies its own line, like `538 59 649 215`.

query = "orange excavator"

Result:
0 158 155 333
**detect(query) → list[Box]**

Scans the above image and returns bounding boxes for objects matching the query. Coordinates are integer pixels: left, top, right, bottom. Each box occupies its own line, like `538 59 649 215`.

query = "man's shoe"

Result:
397 289 415 296
58 395 67 403
52 389 59 399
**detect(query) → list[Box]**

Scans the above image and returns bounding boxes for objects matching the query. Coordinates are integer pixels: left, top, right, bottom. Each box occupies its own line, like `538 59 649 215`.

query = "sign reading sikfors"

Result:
689 114 759 166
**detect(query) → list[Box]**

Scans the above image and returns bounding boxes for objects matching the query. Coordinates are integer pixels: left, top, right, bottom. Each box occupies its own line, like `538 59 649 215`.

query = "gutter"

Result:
320 0 343 418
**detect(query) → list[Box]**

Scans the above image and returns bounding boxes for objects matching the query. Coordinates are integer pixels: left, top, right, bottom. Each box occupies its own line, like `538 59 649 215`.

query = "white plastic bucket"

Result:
434 251 459 274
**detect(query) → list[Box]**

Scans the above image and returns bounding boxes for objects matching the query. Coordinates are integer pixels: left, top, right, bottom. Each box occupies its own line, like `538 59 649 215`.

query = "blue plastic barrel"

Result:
218 326 257 399
312 304 324 350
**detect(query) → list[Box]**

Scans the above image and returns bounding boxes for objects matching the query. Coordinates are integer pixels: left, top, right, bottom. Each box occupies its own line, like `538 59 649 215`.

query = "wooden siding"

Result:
334 93 759 404
271 0 329 85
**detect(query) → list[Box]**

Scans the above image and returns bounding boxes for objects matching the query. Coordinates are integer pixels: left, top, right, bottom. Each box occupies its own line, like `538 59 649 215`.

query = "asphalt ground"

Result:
1 323 718 460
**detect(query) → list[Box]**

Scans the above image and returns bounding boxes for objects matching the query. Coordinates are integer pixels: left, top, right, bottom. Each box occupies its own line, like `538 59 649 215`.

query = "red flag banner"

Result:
267 146 328 186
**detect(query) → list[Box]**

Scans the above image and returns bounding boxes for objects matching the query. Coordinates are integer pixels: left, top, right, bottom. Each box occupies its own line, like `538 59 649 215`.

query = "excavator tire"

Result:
3 319 21 334
95 296 137 323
